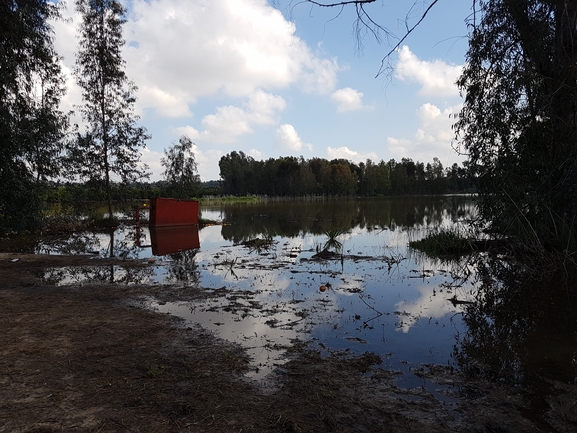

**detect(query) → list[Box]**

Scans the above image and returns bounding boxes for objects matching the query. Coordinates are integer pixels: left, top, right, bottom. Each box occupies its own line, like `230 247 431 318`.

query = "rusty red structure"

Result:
148 197 199 226
135 198 201 255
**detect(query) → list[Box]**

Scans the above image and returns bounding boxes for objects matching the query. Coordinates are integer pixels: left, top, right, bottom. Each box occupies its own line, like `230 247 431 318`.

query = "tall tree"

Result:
455 0 577 253
0 0 66 231
218 151 255 195
161 135 200 199
72 0 149 220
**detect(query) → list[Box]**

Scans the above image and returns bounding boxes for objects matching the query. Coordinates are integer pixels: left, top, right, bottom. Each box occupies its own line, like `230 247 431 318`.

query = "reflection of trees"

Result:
217 197 476 244
43 264 156 285
36 231 102 255
454 258 577 385
102 225 144 259
164 249 200 286
34 224 150 259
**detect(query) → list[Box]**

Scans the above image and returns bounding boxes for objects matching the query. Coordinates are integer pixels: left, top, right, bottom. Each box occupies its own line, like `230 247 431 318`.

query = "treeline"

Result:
219 152 473 196
44 180 221 204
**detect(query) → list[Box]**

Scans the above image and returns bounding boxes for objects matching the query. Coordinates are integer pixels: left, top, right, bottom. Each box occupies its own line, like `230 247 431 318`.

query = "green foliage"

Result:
323 229 344 253
71 0 150 219
0 0 67 232
218 151 257 195
0 169 43 232
161 135 200 199
455 0 577 253
409 229 473 259
218 153 469 197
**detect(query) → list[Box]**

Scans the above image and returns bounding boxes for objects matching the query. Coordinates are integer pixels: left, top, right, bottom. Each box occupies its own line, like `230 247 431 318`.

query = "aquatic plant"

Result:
408 229 473 259
241 234 275 254
323 229 344 253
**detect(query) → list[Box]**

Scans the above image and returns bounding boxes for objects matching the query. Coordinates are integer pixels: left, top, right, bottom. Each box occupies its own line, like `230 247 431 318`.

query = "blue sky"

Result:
52 0 472 182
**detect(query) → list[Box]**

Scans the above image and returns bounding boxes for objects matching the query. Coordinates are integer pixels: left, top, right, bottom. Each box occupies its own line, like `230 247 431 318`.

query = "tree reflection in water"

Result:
454 256 577 387
164 248 200 286
43 264 157 285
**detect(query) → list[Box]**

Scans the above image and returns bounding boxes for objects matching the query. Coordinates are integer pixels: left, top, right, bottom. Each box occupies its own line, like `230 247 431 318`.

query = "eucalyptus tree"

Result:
455 1 577 253
161 135 201 199
0 0 67 231
218 151 256 195
72 0 149 221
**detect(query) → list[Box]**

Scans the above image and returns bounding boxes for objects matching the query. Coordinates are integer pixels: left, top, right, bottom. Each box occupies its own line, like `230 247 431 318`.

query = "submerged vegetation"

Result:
240 235 276 254
409 229 476 259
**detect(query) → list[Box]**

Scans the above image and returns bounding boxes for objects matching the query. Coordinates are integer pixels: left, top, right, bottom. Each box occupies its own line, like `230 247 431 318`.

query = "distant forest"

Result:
218 151 473 197
45 152 473 204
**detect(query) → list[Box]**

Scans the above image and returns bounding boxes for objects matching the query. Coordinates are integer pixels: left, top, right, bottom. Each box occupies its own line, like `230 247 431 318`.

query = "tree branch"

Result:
376 0 440 77
304 0 377 7
296 1 442 77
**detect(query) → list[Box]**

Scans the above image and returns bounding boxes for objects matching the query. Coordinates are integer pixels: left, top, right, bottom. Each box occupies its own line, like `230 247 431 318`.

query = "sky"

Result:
51 0 472 182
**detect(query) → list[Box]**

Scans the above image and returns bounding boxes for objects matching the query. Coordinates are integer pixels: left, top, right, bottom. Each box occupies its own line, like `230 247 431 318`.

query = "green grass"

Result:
241 234 275 253
323 229 345 253
199 195 261 204
409 229 473 259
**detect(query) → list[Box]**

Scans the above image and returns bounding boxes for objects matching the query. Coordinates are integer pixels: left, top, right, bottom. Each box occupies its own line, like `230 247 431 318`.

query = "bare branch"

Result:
376 0 440 77
304 0 377 7
291 1 442 77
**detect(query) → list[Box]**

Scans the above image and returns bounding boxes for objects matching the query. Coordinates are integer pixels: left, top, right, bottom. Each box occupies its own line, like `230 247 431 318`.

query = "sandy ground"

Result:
1 253 576 432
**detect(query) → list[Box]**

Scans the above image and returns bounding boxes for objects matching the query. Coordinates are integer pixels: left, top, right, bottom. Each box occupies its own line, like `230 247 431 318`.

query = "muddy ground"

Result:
1 253 576 432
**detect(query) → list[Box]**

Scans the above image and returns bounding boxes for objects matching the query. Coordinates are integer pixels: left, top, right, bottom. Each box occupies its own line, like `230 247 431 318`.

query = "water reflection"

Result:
23 197 479 384
44 264 157 285
163 248 200 285
454 257 577 386
35 231 102 255
149 225 200 256
210 196 475 243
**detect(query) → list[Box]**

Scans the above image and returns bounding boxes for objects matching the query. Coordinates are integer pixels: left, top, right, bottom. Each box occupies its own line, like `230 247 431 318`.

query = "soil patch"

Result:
1 253 576 432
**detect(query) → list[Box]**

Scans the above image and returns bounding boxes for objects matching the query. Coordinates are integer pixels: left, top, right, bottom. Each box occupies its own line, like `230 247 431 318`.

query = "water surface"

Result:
35 196 477 386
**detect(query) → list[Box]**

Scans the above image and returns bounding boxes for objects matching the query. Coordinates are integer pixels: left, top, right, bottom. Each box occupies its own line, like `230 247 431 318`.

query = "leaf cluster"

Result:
455 0 577 253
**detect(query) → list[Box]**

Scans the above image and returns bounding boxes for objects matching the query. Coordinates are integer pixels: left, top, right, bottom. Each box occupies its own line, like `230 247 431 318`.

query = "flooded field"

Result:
3 196 576 431
16 197 478 386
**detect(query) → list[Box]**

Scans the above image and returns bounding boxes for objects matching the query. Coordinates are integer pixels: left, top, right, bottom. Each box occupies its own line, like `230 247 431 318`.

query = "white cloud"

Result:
387 102 463 162
395 46 462 97
174 125 201 141
247 148 264 160
298 57 340 95
198 148 225 181
185 90 286 143
330 87 366 112
327 146 378 163
386 137 412 158
275 124 312 152
140 147 164 181
123 0 339 116
52 0 339 117
139 87 193 118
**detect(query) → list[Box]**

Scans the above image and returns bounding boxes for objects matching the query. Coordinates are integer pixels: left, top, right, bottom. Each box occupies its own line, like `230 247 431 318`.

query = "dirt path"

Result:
1 253 575 432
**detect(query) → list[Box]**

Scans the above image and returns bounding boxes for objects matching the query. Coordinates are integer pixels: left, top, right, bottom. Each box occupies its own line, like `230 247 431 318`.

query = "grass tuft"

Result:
409 229 473 259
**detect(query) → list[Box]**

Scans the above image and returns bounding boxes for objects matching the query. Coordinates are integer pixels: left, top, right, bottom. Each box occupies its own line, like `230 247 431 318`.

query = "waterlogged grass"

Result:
409 229 474 259
199 195 261 204
323 229 345 253
240 234 276 253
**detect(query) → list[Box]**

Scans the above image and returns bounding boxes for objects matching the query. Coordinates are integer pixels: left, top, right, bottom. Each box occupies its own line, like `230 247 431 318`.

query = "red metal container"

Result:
149 197 199 226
